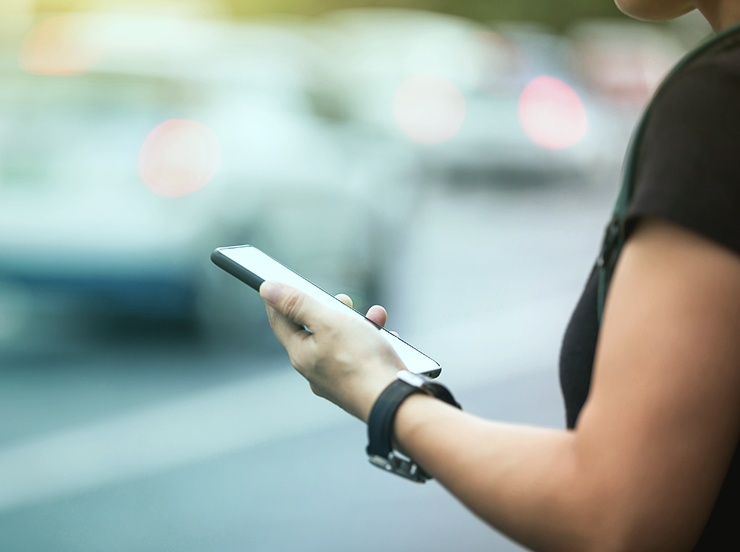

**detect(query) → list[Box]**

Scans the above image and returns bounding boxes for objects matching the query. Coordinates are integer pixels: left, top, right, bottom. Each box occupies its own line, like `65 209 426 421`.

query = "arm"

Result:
260 217 740 552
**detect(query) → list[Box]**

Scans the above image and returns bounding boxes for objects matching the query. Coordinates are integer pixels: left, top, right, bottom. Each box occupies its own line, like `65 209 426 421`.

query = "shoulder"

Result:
626 30 740 259
640 29 740 150
646 37 740 140
658 29 740 98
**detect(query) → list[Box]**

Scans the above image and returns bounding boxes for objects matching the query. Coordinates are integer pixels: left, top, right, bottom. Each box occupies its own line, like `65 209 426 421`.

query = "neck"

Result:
696 0 740 31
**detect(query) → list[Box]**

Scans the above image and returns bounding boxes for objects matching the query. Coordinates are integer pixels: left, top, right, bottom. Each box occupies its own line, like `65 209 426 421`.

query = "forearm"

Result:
394 395 628 552
260 220 740 552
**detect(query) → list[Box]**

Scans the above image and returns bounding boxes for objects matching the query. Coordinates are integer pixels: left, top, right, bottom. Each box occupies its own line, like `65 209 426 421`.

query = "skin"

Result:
258 3 740 551
616 0 740 30
262 219 740 552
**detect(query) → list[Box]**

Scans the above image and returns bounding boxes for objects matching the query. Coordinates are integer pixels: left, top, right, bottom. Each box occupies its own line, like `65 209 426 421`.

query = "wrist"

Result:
365 371 461 482
357 364 400 423
390 393 434 452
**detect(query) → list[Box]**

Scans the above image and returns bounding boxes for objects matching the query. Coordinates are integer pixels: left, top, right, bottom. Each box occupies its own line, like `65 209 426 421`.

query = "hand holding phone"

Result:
211 245 441 377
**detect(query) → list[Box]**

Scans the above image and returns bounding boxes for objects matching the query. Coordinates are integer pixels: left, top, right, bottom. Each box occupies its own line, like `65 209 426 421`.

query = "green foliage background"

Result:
226 0 626 29
33 0 628 29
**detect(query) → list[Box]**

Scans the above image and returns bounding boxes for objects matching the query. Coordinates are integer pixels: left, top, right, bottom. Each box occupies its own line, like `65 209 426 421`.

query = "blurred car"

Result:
0 13 413 347
314 10 620 180
565 18 689 167
568 19 686 109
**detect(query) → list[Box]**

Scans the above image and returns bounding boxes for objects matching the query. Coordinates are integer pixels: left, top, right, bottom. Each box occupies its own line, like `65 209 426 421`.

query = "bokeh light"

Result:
139 119 221 197
19 15 101 76
518 76 588 149
393 74 466 144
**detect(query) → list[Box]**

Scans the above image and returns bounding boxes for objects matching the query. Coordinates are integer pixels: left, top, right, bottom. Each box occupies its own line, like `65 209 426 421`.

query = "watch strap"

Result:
366 379 424 459
366 372 460 483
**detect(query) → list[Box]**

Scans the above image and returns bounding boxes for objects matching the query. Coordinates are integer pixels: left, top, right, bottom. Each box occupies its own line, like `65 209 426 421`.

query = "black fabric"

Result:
559 265 600 429
559 28 740 550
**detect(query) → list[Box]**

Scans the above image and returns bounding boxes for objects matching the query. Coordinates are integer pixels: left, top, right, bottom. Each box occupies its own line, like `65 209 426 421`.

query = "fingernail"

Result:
260 281 284 304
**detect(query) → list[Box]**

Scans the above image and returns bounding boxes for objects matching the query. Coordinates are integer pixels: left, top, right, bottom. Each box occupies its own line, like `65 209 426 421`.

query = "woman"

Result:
257 0 740 550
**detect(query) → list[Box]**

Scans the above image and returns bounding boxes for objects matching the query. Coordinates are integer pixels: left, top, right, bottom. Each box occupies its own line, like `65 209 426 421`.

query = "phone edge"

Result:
210 245 441 378
211 248 264 292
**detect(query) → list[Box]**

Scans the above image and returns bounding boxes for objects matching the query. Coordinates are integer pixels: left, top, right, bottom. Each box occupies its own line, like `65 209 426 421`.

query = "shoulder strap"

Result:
596 22 740 324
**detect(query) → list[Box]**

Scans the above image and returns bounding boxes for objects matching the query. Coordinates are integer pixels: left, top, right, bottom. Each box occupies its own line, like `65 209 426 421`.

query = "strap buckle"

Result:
368 452 431 483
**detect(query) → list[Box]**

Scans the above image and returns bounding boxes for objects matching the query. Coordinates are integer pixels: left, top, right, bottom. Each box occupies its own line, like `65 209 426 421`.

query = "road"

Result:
0 175 616 552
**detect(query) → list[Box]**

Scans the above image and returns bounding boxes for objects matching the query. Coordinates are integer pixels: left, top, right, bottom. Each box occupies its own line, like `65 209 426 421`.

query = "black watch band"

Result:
366 371 461 483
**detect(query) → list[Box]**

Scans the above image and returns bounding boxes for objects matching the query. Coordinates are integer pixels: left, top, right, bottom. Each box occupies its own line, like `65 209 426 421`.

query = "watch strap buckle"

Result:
368 452 431 483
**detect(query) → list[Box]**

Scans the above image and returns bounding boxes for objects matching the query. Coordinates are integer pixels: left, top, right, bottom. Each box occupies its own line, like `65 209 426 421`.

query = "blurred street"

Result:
0 2 709 549
0 174 616 552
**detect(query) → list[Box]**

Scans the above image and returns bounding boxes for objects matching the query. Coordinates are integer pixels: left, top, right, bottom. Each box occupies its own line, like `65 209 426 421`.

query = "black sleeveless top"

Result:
559 27 740 550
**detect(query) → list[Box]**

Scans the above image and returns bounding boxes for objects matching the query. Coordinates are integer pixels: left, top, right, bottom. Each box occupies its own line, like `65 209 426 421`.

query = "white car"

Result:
0 13 413 347
313 10 615 180
565 18 690 171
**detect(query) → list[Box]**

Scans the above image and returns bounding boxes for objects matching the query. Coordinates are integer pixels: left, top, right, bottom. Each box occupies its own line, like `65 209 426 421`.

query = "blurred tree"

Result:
32 0 627 28
224 0 627 28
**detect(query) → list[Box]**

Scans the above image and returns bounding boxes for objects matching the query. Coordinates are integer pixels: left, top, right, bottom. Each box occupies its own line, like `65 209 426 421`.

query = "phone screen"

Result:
212 245 441 377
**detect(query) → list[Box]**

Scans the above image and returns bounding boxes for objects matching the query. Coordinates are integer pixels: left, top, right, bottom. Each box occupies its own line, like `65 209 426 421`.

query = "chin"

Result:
615 0 695 21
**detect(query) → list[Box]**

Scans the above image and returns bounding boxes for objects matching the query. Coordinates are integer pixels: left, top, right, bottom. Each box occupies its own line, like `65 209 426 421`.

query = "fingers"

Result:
365 304 388 328
260 282 325 345
366 305 399 337
262 282 397 349
335 294 391 333
264 302 307 347
335 293 353 308
260 282 315 326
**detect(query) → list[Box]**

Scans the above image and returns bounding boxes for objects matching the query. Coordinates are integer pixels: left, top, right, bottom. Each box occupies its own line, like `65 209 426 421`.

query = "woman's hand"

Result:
260 282 404 422
334 293 388 329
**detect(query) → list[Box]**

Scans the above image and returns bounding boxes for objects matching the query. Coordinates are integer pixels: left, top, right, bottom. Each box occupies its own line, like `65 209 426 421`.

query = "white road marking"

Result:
0 368 346 512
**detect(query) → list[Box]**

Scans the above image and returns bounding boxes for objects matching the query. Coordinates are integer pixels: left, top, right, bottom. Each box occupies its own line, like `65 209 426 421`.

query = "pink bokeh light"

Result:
518 76 588 149
139 119 221 197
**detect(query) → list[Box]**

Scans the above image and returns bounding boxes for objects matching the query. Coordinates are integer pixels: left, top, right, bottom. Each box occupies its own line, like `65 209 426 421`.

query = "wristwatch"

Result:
366 370 461 483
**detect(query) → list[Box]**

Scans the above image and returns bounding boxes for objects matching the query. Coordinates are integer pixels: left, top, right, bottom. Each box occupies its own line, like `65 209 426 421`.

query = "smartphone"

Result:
211 245 441 378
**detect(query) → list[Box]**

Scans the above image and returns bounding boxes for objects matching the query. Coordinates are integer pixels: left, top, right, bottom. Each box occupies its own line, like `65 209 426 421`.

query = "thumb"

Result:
260 281 321 330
